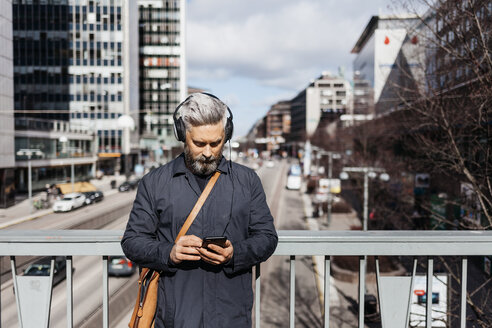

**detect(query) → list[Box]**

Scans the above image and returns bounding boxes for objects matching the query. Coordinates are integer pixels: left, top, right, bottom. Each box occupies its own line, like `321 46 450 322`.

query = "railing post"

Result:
324 255 330 328
255 263 261 328
102 256 109 328
66 256 73 328
358 256 366 328
460 257 468 328
290 255 295 328
426 257 433 328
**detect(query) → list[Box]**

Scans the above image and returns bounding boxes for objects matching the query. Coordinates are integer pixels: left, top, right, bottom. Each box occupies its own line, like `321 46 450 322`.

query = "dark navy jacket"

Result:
121 154 278 327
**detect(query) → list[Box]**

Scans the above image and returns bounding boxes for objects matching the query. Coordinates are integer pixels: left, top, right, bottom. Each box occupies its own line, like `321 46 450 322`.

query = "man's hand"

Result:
170 235 203 264
198 240 233 265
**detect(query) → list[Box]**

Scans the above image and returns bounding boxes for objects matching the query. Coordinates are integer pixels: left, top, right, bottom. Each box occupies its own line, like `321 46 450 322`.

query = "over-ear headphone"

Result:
173 92 234 142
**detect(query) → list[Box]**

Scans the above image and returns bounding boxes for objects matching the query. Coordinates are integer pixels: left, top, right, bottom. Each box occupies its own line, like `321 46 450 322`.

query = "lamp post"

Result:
340 167 389 231
59 136 75 193
340 166 390 322
324 152 341 226
117 114 135 180
16 149 44 212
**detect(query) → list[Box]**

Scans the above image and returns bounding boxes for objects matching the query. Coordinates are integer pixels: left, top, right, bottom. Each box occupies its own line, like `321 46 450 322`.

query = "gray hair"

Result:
178 93 228 130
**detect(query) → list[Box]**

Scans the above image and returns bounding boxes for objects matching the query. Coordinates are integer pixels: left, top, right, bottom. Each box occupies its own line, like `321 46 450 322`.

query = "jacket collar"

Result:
172 153 229 177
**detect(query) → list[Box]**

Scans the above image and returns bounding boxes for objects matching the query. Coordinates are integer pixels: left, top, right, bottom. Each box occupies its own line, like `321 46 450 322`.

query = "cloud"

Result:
187 0 395 89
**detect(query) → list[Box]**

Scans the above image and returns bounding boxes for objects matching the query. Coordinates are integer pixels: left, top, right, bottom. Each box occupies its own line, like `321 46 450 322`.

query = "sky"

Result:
186 0 399 137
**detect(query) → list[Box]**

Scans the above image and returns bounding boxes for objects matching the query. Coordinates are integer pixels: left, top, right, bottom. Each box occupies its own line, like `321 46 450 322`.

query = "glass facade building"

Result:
0 0 16 208
138 0 186 161
13 0 139 155
12 0 71 121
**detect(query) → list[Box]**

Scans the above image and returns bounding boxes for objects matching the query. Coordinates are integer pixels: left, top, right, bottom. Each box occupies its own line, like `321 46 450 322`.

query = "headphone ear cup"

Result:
225 117 234 141
174 117 186 142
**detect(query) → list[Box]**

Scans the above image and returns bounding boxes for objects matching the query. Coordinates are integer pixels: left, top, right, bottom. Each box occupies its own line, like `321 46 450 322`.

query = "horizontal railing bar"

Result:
0 230 491 256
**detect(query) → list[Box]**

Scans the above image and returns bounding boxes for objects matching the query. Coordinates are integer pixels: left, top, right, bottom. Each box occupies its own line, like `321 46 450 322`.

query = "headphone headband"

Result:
173 93 234 142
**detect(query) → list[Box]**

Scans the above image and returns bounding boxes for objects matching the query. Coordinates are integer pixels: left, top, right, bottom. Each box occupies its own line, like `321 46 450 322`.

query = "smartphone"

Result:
202 236 227 248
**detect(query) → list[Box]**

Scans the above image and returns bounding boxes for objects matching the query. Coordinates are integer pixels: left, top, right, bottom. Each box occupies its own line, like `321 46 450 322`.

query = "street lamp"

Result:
59 136 75 193
117 114 135 180
340 166 390 323
340 167 389 231
16 149 44 212
317 151 342 226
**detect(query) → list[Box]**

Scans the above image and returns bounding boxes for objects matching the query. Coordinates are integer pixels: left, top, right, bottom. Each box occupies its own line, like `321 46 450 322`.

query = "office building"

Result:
138 0 186 165
289 72 350 143
0 0 15 208
351 15 419 117
265 100 290 152
13 0 139 178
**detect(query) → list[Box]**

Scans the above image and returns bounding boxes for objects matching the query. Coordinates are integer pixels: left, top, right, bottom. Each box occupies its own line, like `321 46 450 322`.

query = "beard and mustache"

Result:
184 145 223 176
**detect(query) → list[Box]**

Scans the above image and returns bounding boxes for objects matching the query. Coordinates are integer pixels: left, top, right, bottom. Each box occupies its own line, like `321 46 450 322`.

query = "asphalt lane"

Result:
255 159 323 327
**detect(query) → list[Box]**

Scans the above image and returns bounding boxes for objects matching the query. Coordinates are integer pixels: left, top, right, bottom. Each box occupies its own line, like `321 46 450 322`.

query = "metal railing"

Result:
0 230 491 328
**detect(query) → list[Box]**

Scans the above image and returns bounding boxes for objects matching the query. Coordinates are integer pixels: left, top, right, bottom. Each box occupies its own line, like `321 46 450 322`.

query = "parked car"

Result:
108 256 136 277
23 256 74 286
83 191 104 205
118 179 140 192
52 192 86 212
286 164 302 190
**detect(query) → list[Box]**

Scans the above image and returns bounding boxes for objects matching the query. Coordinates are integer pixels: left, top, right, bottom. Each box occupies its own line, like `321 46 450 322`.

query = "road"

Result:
255 159 323 327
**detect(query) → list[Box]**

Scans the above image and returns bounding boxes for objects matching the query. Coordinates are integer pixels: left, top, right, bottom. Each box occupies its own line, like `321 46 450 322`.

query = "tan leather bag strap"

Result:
175 171 221 243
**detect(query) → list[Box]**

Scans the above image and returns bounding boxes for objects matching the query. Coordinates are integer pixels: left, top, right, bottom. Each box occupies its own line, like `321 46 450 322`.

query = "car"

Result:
108 256 136 277
118 179 140 192
52 192 86 212
286 164 302 190
83 191 104 205
23 256 74 286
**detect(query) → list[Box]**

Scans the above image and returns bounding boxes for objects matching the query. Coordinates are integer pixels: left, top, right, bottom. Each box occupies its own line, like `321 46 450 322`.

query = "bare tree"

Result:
381 0 492 229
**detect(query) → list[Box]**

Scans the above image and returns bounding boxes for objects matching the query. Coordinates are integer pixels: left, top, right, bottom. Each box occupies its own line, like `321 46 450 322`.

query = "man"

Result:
122 93 278 327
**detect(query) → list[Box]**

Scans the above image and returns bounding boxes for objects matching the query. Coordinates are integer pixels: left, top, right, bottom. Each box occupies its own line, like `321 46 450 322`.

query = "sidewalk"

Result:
300 181 363 322
0 174 128 229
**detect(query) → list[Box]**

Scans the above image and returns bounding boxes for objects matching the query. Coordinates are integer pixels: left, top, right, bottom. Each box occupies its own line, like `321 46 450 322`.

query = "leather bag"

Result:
128 171 221 328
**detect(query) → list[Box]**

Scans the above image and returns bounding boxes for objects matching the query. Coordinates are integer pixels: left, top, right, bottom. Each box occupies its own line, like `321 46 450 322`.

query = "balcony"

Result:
1 230 491 328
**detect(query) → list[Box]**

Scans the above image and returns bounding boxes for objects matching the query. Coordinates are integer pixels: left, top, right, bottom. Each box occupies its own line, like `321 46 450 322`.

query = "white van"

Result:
286 165 302 190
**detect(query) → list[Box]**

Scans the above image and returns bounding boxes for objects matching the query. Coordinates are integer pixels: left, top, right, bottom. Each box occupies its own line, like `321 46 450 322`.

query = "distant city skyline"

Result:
186 0 397 137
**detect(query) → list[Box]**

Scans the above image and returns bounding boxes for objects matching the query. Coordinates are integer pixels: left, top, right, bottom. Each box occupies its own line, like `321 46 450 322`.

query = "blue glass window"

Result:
97 113 102 119
76 113 82 119
104 113 109 119
83 113 88 118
